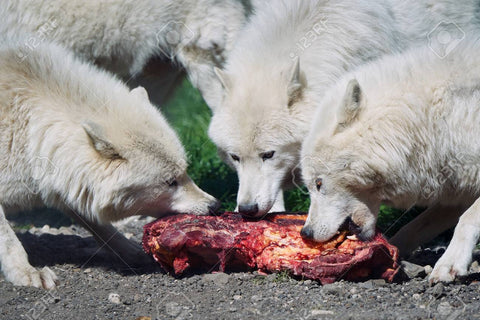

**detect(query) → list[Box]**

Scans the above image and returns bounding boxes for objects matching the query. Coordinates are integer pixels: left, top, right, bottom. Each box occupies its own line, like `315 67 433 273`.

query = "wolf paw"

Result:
5 265 58 289
429 261 467 284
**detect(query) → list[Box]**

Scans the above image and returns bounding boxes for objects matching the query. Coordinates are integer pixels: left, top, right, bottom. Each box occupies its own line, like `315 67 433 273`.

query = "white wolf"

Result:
208 0 480 217
0 41 219 289
209 0 402 216
300 38 480 283
0 0 248 109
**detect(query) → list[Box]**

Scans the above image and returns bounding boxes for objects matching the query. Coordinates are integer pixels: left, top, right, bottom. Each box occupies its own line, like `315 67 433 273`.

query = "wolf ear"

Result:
83 122 122 159
130 86 149 101
336 79 364 131
287 58 304 107
214 67 231 92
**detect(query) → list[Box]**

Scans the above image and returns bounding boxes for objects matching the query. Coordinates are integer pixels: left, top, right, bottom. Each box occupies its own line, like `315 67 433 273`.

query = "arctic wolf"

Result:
209 0 403 216
0 42 219 289
0 0 248 109
300 38 480 283
208 0 480 217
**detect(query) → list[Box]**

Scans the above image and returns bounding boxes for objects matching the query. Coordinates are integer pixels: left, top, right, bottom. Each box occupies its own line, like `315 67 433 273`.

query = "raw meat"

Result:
143 213 399 284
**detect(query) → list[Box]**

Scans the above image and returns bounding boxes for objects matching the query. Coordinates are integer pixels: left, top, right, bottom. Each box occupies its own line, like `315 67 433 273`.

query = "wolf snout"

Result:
238 203 259 217
208 199 222 214
300 225 314 239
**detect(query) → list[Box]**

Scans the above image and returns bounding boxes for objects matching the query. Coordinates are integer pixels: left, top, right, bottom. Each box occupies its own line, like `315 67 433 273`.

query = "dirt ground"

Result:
1 212 480 320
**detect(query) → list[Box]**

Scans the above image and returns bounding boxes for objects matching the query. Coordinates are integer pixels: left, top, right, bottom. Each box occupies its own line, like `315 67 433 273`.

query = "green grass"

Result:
163 79 238 210
163 79 418 234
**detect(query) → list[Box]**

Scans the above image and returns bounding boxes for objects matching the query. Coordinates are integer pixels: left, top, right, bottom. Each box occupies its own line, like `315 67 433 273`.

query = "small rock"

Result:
322 283 344 295
108 293 121 304
359 280 374 289
437 301 453 316
412 293 421 301
135 317 151 320
401 261 426 279
470 261 480 273
202 272 230 285
83 268 92 274
233 295 242 300
311 310 334 316
372 279 386 286
40 225 51 233
304 280 312 285
58 226 73 235
424 265 433 275
431 283 444 298
250 295 261 301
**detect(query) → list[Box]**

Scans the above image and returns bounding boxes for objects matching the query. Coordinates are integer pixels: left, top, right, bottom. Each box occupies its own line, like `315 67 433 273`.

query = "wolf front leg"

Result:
66 211 153 268
391 203 467 256
0 205 57 289
429 198 480 283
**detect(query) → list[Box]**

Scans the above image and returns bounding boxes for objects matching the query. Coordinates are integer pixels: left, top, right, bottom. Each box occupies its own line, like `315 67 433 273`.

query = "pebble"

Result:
202 273 230 285
359 280 374 289
233 295 242 300
322 283 344 296
424 265 433 275
311 310 334 316
431 283 444 298
401 261 426 279
372 279 387 286
470 261 480 273
108 293 121 304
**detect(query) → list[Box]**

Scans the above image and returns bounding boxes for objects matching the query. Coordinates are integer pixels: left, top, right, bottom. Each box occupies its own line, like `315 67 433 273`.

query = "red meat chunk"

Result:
143 213 399 284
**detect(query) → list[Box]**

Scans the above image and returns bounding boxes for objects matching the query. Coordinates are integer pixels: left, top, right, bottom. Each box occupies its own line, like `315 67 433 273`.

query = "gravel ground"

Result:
1 212 480 320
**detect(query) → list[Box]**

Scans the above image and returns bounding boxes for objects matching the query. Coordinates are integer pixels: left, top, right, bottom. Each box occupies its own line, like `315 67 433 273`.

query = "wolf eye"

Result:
315 178 323 191
261 151 275 161
166 178 178 187
230 154 240 162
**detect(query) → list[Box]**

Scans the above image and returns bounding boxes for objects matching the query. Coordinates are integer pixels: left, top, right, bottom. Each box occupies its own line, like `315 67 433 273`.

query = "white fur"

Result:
0 41 218 288
301 38 480 283
0 0 248 109
209 0 415 216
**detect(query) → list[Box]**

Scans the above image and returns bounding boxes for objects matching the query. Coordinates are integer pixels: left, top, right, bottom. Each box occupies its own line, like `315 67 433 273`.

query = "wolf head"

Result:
208 59 312 217
300 79 384 242
32 78 220 223
78 86 220 222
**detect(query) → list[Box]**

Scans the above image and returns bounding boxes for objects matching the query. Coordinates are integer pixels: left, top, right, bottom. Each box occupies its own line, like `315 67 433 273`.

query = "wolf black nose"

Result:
300 226 314 239
208 199 222 214
238 203 259 216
